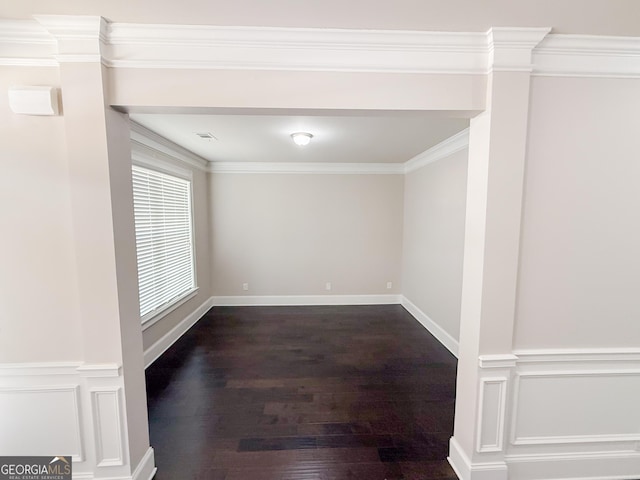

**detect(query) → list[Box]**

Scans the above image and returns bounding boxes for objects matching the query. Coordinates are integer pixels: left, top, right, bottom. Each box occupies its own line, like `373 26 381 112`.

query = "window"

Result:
132 164 196 323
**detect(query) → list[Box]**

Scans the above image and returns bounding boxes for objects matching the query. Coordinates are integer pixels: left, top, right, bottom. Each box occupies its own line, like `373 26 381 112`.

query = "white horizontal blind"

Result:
132 165 195 319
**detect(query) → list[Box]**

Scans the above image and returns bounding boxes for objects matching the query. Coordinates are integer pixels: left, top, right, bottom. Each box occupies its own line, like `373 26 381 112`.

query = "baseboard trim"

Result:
401 296 459 357
68 447 156 479
448 437 471 480
448 437 508 480
211 294 402 306
506 450 640 480
143 296 214 369
132 447 156 480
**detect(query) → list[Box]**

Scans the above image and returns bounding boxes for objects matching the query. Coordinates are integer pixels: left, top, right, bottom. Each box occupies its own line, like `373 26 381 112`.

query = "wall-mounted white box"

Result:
8 86 59 116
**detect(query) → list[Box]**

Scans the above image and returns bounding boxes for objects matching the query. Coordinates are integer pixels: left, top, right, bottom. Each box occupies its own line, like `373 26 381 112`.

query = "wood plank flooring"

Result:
145 305 459 480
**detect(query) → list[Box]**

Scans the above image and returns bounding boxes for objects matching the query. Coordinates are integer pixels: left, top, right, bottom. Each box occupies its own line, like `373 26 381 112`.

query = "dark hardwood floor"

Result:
145 305 459 480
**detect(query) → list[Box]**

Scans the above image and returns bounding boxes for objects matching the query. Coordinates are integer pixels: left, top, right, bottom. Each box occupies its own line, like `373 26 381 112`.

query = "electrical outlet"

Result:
242 283 249 291
387 282 393 289
325 282 332 291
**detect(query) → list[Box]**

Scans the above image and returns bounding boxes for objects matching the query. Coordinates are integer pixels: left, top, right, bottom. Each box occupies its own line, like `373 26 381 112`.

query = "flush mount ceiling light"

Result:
291 132 313 147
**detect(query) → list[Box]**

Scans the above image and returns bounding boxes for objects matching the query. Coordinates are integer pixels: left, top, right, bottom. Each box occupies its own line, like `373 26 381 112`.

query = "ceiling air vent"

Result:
195 132 216 140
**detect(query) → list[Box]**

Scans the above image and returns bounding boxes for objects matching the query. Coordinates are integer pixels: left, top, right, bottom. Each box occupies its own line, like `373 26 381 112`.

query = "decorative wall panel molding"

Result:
91 388 125 467
0 361 151 479
476 377 508 453
450 348 640 480
0 385 84 461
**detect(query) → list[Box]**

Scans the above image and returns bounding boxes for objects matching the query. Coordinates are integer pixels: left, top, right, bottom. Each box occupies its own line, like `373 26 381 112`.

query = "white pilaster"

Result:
35 15 154 480
449 27 550 480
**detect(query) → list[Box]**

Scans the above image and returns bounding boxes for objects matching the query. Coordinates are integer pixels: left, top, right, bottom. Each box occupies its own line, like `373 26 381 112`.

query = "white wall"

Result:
453 75 640 480
514 76 640 349
0 62 155 479
402 148 468 346
0 66 82 363
209 173 404 297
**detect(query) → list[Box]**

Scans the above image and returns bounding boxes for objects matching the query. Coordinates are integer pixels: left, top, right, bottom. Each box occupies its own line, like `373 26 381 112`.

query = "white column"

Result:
449 27 550 480
36 15 155 480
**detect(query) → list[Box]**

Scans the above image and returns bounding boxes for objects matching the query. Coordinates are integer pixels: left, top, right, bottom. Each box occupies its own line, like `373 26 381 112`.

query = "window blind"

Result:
132 165 195 319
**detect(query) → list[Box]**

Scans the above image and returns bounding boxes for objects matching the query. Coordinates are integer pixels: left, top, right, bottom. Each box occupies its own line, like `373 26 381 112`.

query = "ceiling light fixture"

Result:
291 132 313 147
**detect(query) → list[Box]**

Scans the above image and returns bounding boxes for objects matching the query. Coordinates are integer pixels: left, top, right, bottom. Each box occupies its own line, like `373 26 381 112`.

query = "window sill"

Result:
141 287 199 331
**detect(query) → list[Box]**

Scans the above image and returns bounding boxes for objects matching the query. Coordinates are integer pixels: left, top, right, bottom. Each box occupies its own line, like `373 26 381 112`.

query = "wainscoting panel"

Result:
0 385 83 461
450 349 640 480
0 362 151 480
477 377 508 453
512 372 640 446
91 388 125 467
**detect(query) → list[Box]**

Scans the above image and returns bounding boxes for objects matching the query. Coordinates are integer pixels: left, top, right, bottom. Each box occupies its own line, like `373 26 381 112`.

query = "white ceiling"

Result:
8 0 640 36
130 113 469 164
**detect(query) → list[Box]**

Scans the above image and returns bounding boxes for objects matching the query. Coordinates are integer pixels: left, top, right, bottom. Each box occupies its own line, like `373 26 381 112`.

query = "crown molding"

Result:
404 128 469 173
533 34 640 78
487 27 551 72
208 161 404 175
34 15 109 64
0 19 57 66
0 19 54 44
130 121 208 172
106 23 489 73
3 18 639 77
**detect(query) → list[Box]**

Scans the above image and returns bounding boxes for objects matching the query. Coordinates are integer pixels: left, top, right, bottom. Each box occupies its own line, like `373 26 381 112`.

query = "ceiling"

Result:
130 113 469 164
8 0 640 36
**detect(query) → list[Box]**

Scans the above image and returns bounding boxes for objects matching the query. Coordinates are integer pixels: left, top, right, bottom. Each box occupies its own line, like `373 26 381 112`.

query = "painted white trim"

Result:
0 58 59 66
212 294 401 306
130 121 208 172
208 161 404 175
505 450 640 480
34 15 108 64
0 19 57 66
513 348 640 364
476 377 508 453
0 362 82 376
488 27 551 72
0 385 85 462
141 287 199 331
131 143 195 180
448 436 508 480
404 128 469 173
479 354 518 369
77 364 122 378
131 447 156 480
400 296 459 357
143 296 214 369
534 34 640 78
91 388 125 467
0 19 55 45
510 369 640 447
448 436 471 480
0 362 122 377
4 19 640 78
108 23 489 74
